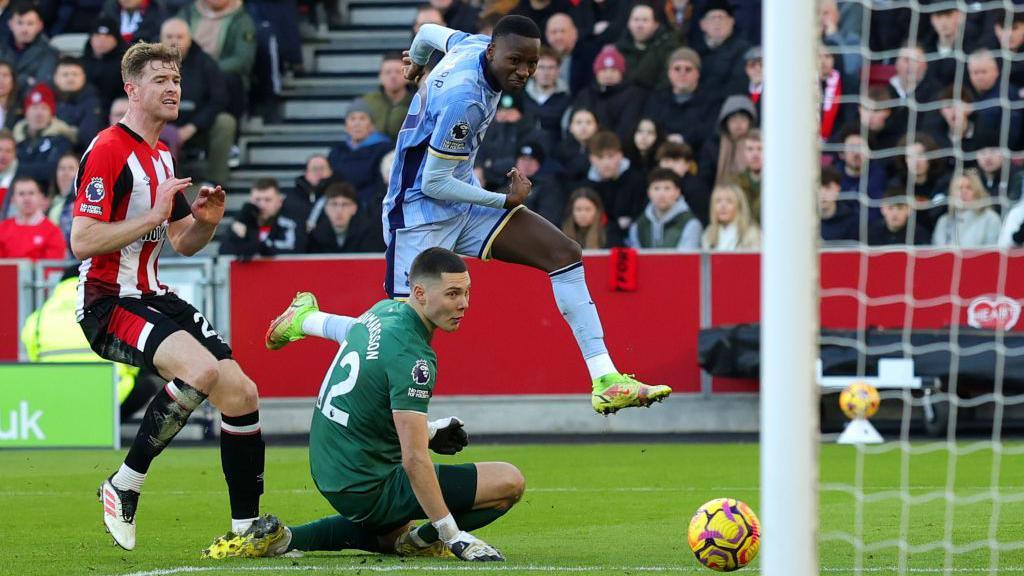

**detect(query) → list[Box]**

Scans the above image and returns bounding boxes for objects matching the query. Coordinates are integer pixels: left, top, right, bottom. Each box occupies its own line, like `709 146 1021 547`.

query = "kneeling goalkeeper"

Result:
205 247 523 561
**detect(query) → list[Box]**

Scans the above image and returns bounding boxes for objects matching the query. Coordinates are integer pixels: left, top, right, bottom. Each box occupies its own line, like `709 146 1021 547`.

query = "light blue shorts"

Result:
384 204 522 298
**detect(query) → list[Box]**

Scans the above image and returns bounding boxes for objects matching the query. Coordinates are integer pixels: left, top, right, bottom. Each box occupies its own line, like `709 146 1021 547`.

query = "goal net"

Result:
813 1 1024 574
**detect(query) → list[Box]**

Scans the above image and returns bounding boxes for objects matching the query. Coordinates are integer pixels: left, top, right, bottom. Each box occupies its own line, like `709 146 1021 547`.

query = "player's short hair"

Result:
587 130 622 156
251 177 281 193
324 181 357 202
409 248 468 285
655 141 694 162
11 175 41 194
57 55 84 71
648 168 681 188
493 15 542 41
821 165 842 188
121 41 181 83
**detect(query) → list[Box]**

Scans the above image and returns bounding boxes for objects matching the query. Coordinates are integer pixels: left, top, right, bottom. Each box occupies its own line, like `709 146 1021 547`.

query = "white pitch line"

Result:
113 565 1024 576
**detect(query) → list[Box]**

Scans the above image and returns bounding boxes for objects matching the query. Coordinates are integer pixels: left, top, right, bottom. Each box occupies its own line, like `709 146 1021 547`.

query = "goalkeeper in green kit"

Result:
204 248 523 561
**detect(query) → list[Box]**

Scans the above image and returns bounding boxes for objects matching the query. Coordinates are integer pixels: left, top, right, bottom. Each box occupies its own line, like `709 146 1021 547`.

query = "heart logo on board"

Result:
967 296 1021 331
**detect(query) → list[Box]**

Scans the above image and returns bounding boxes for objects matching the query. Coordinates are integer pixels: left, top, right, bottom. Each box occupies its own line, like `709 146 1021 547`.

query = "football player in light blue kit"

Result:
379 14 671 414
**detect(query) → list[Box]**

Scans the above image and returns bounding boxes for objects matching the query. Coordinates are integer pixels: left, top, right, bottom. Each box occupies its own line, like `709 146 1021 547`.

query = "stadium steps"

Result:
347 1 418 26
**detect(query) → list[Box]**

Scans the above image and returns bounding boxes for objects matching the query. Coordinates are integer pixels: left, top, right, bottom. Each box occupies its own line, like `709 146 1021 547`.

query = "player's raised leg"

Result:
101 329 218 550
265 292 359 349
489 208 672 414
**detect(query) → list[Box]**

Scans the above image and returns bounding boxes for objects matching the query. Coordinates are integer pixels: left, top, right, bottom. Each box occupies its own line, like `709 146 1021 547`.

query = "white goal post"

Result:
761 1 821 576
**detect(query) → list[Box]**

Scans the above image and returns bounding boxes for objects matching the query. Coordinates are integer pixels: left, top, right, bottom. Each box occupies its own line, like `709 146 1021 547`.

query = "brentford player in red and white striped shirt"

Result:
71 41 279 552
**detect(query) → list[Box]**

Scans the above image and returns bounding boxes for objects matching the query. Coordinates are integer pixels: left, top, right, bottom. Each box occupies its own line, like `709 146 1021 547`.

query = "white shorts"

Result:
384 204 522 298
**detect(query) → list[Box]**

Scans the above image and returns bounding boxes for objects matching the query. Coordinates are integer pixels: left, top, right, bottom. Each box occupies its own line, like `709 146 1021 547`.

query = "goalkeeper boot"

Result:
98 476 139 551
395 525 455 558
591 373 672 415
265 292 318 350
202 514 291 559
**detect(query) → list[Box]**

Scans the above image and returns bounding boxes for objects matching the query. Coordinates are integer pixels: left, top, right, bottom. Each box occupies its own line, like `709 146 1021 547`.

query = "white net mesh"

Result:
817 1 1024 573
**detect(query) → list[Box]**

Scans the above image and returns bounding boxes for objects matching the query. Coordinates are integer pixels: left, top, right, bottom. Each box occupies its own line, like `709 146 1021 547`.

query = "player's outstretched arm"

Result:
168 185 226 256
408 24 459 65
70 177 192 260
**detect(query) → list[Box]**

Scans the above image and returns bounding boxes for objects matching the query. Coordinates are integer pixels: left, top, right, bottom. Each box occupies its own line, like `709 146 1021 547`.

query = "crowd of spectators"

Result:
4 0 1024 261
226 0 1024 258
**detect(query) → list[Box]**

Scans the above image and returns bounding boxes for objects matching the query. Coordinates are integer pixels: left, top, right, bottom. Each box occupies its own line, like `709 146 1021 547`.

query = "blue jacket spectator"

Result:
328 99 392 213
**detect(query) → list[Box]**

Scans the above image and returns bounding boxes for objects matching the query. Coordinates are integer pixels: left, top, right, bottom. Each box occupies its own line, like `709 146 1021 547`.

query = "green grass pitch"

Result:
2 442 1023 575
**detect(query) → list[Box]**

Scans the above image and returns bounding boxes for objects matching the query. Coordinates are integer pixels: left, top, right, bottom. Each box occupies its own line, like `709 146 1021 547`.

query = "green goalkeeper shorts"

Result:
321 463 478 533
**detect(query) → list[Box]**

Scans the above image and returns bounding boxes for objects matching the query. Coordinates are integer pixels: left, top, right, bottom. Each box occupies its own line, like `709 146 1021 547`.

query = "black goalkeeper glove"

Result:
427 417 469 455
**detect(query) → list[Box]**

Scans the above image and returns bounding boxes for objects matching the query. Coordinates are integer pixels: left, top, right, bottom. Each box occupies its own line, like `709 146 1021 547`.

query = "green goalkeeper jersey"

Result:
309 299 437 493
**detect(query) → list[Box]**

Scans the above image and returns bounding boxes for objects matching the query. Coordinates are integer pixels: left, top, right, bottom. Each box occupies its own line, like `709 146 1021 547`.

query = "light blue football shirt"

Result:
383 32 502 233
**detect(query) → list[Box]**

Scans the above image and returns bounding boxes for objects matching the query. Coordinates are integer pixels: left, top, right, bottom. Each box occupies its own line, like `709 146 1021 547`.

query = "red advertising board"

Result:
230 254 703 397
0 263 19 360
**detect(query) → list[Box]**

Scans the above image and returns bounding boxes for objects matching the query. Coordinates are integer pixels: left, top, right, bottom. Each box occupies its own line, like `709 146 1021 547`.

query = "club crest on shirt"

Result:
411 359 431 385
85 177 105 202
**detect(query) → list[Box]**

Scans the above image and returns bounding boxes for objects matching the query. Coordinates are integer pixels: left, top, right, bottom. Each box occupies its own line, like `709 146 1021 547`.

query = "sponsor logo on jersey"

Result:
141 224 167 242
85 177 105 202
450 121 470 141
411 359 431 385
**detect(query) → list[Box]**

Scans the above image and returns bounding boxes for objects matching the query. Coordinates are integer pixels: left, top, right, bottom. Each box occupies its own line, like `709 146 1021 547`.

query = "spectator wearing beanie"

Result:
698 93 756 189
571 44 647 144
13 84 73 186
517 141 565 226
692 0 750 100
642 47 717 155
327 98 392 214
81 16 127 117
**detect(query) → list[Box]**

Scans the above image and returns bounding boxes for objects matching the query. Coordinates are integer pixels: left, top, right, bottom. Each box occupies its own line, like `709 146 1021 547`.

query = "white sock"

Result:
550 262 612 365
302 312 357 344
232 517 257 535
586 353 618 380
111 463 146 493
301 311 329 337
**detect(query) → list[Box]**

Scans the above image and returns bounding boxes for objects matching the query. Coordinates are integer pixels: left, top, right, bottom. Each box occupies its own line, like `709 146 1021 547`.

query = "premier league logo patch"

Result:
411 359 431 385
450 121 470 141
85 177 105 202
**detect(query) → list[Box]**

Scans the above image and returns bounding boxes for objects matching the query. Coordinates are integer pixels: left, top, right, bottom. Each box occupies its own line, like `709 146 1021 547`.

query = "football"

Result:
839 382 880 420
687 498 761 572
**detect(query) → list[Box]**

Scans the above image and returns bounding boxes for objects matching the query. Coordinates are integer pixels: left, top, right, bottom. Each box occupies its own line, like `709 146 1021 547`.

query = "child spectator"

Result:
628 167 702 249
627 117 663 177
554 107 598 182
820 164 860 243
932 170 1002 247
0 176 65 259
582 130 647 242
868 189 931 246
561 187 607 249
701 183 761 250
656 140 711 227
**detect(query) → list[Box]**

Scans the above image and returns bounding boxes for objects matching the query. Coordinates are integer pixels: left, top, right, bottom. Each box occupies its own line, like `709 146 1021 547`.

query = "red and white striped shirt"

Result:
73 123 190 316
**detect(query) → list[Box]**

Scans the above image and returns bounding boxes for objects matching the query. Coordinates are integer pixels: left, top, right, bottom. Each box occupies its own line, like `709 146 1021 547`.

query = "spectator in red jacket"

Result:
0 175 66 259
